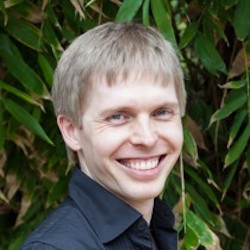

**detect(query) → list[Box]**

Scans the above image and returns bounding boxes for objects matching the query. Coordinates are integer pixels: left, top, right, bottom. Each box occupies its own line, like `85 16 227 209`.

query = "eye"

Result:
153 108 173 120
107 113 130 125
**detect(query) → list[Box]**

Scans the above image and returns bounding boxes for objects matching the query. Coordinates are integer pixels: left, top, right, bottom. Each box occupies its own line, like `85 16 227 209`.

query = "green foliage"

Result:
0 0 249 249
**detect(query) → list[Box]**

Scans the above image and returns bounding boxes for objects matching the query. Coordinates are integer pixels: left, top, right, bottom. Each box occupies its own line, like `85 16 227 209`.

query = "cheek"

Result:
90 127 131 156
159 123 183 148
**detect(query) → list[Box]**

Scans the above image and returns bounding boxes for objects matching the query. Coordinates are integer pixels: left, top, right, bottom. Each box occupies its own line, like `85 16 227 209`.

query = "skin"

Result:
58 73 183 223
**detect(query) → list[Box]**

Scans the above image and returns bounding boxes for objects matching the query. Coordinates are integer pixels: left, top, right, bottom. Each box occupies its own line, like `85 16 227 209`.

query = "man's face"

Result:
76 74 183 205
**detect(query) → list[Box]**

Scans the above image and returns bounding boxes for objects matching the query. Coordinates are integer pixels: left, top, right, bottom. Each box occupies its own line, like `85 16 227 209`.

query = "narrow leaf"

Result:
179 22 198 49
43 21 63 52
183 126 198 163
228 109 247 148
38 54 54 87
3 14 43 51
219 80 246 89
70 0 86 19
222 161 238 200
186 183 218 227
151 0 177 48
194 34 227 76
115 0 143 21
185 167 219 206
2 99 53 145
0 35 44 95
212 19 229 45
183 225 199 249
0 80 43 108
0 33 23 60
233 0 250 40
209 90 247 125
225 125 250 167
46 3 62 30
142 0 150 26
186 210 214 247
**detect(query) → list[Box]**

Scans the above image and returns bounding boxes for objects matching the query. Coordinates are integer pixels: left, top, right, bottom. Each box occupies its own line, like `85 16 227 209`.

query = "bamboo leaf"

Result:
43 21 63 52
38 54 54 87
115 0 143 21
209 90 247 125
219 80 246 89
222 161 238 200
183 126 198 163
185 167 219 207
0 32 23 59
45 3 62 30
142 0 150 26
194 34 227 76
186 210 214 247
179 22 198 49
70 0 86 19
3 14 43 51
2 99 53 145
228 109 247 148
0 80 43 108
186 183 218 227
233 0 250 40
225 125 250 168
183 225 199 249
151 0 177 48
0 34 44 95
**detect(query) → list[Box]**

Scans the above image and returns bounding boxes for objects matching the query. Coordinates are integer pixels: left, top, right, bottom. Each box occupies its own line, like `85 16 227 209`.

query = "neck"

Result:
128 199 154 224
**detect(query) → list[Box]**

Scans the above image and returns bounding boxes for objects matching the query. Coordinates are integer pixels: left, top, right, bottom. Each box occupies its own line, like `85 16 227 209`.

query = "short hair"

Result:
52 22 186 163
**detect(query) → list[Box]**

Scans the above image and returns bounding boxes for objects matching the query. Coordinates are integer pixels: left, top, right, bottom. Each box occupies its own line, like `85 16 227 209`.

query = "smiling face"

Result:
62 73 183 206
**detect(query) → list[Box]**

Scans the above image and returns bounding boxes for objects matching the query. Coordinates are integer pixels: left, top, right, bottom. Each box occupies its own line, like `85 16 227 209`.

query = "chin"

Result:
125 183 164 202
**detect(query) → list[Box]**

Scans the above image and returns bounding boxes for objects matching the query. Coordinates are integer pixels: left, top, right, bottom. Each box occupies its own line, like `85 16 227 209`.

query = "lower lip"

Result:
117 156 166 181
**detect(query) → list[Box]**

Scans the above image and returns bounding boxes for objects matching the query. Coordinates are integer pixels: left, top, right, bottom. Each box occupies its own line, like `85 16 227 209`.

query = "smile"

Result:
117 155 166 170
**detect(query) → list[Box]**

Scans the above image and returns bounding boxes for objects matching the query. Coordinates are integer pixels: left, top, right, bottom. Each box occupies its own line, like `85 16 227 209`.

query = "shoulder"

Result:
20 198 103 250
20 242 60 250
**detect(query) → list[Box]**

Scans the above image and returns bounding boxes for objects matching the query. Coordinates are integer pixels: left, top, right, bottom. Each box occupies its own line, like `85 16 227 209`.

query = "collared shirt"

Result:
20 167 177 250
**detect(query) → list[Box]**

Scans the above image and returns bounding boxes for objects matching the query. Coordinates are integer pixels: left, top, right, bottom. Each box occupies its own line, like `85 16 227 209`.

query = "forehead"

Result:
91 69 174 88
84 72 178 112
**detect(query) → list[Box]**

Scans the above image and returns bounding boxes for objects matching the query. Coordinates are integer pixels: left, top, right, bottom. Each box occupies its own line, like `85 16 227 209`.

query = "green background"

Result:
0 0 249 249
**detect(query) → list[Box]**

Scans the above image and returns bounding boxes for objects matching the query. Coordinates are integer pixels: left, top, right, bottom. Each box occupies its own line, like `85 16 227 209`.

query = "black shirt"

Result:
20 167 177 250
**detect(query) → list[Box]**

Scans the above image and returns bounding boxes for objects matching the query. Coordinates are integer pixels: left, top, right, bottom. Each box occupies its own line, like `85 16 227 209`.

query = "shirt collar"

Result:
68 167 142 243
151 198 175 230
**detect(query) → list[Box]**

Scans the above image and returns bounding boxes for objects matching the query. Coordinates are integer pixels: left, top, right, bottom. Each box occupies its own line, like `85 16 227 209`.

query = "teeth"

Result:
120 158 159 170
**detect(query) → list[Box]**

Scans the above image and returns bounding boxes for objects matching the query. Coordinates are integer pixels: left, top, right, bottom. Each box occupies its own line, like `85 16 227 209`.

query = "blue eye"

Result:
156 109 167 115
107 113 130 125
153 108 173 120
111 114 123 120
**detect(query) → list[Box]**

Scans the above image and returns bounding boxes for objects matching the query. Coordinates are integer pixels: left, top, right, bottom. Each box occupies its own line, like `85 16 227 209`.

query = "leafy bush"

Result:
0 0 249 249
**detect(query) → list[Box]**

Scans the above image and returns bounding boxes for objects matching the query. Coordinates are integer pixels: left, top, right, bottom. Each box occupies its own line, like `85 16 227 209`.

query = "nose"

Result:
130 116 158 147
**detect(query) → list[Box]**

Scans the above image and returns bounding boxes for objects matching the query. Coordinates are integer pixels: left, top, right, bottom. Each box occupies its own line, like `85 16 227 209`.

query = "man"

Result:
20 22 186 250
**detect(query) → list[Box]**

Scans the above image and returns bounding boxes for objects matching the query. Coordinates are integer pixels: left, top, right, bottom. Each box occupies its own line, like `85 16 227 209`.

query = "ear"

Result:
57 115 82 151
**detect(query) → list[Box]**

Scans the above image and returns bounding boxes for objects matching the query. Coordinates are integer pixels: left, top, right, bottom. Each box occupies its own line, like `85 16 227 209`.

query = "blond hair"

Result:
52 22 186 163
